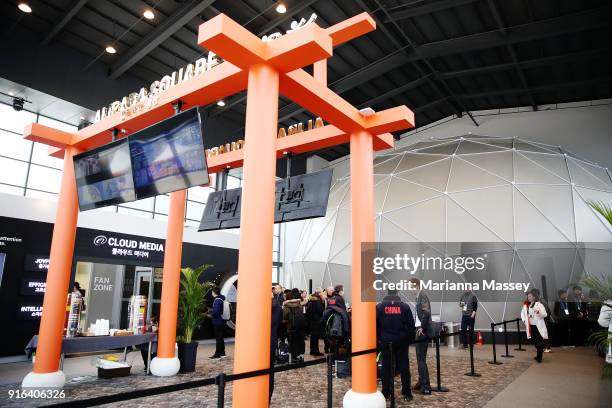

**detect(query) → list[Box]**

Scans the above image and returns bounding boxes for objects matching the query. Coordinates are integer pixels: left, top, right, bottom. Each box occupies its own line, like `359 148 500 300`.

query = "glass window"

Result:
37 116 78 133
154 195 170 215
0 183 24 196
0 103 37 134
154 213 168 221
188 186 213 203
184 219 199 228
186 201 205 221
27 164 62 193
227 176 241 189
0 129 32 161
117 207 152 218
120 196 155 212
25 189 58 201
0 157 28 186
31 142 64 169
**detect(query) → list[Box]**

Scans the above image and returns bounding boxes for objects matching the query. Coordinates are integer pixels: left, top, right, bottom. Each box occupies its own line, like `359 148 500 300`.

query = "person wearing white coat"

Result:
597 299 612 364
521 292 548 362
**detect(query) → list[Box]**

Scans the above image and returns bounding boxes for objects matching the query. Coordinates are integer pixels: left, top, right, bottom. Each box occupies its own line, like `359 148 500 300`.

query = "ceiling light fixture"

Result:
105 45 116 54
217 100 226 107
143 9 155 20
275 2 286 14
18 2 32 13
8 92 14 96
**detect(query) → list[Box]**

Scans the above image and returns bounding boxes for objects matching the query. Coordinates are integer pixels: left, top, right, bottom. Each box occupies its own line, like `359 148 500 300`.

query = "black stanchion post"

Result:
489 323 502 365
515 318 525 351
433 335 449 392
501 321 514 358
389 342 395 408
465 328 482 377
327 354 333 408
215 373 226 408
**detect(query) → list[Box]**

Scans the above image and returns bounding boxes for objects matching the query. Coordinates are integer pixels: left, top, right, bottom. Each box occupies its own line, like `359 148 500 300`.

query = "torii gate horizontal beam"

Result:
26 13 412 161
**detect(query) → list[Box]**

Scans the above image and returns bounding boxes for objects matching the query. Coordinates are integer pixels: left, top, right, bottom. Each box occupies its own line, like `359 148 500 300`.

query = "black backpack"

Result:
325 312 345 338
288 306 306 334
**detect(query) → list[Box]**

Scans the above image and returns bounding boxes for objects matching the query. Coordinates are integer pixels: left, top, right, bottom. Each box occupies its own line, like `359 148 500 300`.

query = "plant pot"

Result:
177 341 198 373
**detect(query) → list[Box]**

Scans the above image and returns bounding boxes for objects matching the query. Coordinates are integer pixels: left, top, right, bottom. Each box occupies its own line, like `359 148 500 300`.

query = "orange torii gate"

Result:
21 12 414 408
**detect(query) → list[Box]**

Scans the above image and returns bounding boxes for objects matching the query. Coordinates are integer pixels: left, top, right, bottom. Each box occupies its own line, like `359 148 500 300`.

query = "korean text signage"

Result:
75 229 165 266
20 275 47 296
17 301 43 320
24 255 50 272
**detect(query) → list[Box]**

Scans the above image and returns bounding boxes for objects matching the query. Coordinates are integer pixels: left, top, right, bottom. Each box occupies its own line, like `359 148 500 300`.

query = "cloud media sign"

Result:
75 229 166 266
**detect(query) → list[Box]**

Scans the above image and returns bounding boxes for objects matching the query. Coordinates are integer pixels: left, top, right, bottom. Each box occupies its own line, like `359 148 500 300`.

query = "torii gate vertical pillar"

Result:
22 146 81 388
232 63 279 408
344 130 385 407
150 189 187 376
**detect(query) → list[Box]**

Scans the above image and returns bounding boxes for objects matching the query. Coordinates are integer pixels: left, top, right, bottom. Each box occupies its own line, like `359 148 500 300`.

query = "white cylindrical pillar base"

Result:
22 370 65 388
150 356 180 377
343 389 386 408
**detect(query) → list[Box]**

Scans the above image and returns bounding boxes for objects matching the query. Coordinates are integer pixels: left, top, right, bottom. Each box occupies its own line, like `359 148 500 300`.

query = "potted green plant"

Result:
584 200 612 377
177 265 213 373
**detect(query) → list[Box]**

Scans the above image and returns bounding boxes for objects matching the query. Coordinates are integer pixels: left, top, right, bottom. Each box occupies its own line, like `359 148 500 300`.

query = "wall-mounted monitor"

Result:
199 170 332 231
74 107 209 211
129 108 209 200
74 138 136 211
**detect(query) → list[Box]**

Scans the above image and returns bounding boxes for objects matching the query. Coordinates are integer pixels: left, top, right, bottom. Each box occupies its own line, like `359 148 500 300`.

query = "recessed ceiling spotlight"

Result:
105 45 117 54
79 116 85 120
217 100 226 107
8 92 14 96
18 2 32 13
143 9 155 20
275 2 286 14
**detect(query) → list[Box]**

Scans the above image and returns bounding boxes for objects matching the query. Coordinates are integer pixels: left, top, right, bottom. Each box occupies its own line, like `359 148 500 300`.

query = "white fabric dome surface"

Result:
290 135 612 328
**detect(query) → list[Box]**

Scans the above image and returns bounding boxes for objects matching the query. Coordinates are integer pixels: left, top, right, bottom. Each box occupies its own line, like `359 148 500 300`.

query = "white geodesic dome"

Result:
290 135 612 327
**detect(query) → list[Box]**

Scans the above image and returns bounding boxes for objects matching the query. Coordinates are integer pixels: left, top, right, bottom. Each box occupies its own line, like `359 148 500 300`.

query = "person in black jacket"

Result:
410 278 432 395
269 292 283 402
306 291 325 356
326 285 347 311
376 291 415 402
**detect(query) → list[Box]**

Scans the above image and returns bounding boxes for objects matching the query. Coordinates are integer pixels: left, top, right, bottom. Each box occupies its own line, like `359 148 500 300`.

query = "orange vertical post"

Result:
314 59 327 85
22 146 81 388
344 129 385 406
232 63 279 408
150 190 187 376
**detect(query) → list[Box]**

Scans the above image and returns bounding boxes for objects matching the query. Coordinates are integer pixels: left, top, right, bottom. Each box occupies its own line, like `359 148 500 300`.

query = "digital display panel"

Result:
129 107 209 199
74 138 136 211
199 170 332 231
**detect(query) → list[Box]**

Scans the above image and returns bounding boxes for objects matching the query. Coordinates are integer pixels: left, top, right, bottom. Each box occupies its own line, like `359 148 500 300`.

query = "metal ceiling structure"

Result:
2 0 611 161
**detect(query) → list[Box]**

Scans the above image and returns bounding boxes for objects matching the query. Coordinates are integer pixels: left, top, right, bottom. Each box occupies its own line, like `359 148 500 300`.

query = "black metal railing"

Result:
47 327 486 408
489 317 524 365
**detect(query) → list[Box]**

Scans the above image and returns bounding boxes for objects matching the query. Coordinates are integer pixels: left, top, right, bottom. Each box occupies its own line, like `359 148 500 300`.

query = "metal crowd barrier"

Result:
46 328 483 408
489 317 525 365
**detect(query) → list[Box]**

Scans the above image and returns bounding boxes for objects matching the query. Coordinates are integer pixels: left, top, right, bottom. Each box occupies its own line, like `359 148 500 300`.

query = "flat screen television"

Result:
129 107 209 199
74 107 209 211
74 138 136 211
198 170 332 231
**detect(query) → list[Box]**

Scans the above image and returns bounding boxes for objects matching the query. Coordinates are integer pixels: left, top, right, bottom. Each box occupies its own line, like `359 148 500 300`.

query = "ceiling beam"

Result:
41 0 89 45
109 0 215 79
456 76 612 100
382 0 481 23
277 5 612 121
486 0 537 111
437 46 612 80
257 0 319 35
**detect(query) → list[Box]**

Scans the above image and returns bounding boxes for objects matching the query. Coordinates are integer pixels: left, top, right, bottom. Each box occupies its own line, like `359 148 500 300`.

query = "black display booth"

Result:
0 215 238 358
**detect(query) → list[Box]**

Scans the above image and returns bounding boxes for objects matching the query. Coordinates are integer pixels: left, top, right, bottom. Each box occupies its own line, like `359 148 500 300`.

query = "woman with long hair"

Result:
521 291 549 362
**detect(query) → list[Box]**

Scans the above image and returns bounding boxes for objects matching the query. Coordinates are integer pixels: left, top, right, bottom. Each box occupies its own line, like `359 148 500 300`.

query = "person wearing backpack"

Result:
306 290 325 356
283 289 306 362
210 287 227 359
